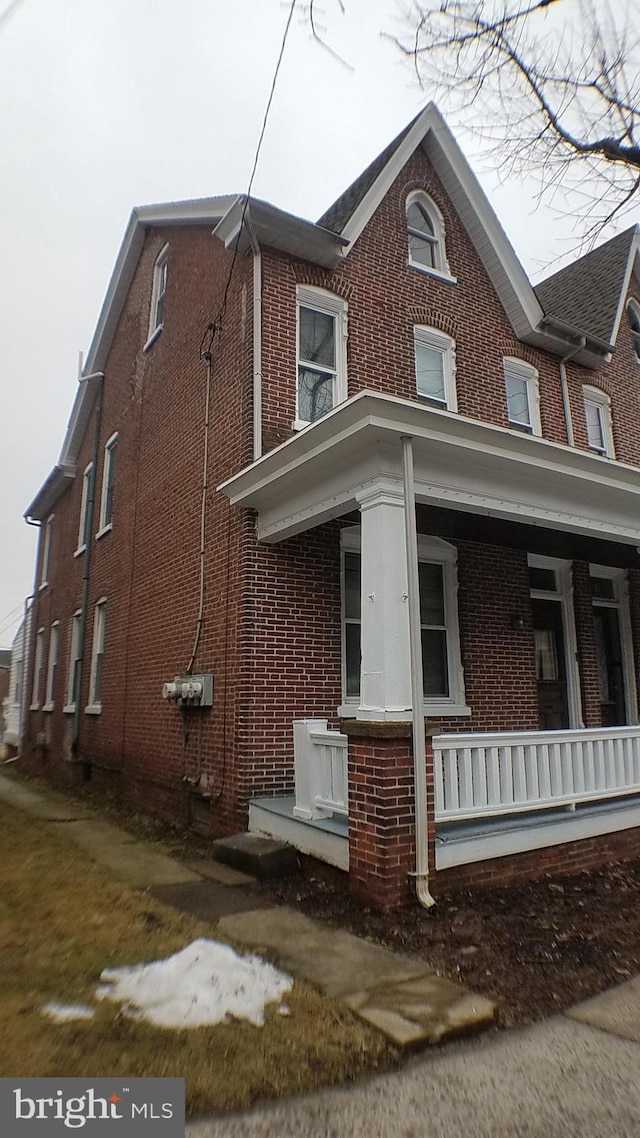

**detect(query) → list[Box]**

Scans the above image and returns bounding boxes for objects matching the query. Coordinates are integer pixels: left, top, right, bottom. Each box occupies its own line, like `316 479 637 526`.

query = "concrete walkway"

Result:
0 773 494 1048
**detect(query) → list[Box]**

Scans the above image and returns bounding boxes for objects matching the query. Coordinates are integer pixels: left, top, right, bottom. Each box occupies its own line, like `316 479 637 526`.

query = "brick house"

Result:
23 104 640 906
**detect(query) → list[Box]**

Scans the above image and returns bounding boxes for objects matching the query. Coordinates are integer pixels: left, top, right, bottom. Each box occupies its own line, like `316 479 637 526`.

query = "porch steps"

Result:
210 831 299 879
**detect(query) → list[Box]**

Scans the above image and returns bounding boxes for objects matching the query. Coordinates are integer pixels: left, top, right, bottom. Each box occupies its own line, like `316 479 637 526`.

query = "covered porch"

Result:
220 391 640 898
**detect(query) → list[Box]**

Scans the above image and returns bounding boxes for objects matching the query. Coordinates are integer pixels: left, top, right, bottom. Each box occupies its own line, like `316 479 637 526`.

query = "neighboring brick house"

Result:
23 105 640 906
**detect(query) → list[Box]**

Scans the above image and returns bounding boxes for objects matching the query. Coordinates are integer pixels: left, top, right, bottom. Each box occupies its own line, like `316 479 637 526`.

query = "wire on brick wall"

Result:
186 324 216 674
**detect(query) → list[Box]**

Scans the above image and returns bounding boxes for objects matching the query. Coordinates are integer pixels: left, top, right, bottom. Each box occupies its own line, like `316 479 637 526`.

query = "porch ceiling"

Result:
218 392 640 547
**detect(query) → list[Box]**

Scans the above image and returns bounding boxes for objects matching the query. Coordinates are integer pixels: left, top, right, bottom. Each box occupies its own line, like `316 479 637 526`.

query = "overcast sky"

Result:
1 0 637 648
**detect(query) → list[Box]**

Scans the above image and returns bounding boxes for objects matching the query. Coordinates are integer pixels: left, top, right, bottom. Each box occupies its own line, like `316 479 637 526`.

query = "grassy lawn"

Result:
0 801 395 1115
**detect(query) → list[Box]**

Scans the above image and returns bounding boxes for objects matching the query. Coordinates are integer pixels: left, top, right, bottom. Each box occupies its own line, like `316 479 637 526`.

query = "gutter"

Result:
401 435 436 909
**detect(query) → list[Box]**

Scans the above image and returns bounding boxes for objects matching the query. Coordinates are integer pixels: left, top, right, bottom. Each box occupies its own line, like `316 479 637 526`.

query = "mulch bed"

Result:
252 860 640 1028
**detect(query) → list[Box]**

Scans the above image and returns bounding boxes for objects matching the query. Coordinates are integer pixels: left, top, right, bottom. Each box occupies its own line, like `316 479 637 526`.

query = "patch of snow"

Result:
42 1002 95 1022
96 938 292 1028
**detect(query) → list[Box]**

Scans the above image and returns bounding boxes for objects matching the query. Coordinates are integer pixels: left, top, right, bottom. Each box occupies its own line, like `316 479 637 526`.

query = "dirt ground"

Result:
254 860 640 1028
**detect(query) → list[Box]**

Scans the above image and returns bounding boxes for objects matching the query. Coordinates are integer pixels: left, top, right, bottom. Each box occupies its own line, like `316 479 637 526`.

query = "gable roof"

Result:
318 116 419 234
535 226 640 346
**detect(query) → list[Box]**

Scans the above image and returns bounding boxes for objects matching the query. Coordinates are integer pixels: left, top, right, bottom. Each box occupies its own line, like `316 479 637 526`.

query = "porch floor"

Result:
249 795 349 871
436 792 640 869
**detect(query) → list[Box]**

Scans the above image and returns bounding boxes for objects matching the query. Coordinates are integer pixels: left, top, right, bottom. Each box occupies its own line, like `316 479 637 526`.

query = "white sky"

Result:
0 0 637 647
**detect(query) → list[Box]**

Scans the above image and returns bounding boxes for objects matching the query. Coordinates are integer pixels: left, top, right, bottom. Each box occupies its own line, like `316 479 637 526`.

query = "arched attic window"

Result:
627 299 640 361
406 192 453 280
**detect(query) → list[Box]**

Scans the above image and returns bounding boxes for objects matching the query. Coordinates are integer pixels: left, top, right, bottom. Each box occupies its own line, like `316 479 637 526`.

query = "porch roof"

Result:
218 392 640 547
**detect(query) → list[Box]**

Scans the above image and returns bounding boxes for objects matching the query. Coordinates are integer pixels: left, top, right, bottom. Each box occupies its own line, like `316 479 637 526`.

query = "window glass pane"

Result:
298 368 333 422
345 623 361 698
534 629 559 681
506 374 531 426
585 400 605 450
299 307 335 369
590 575 615 600
344 552 360 619
528 566 557 591
415 343 445 402
408 231 436 268
407 202 434 238
104 442 116 525
419 562 445 625
422 629 449 696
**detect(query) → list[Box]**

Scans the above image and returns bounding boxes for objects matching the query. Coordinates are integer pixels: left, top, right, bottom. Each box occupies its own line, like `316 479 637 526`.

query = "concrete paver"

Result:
184 858 256 887
0 777 91 821
567 974 640 1041
150 881 274 922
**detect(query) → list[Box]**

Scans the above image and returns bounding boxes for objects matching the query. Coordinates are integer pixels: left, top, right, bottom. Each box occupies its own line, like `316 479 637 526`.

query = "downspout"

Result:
558 335 586 447
73 372 105 778
401 435 436 909
246 210 263 461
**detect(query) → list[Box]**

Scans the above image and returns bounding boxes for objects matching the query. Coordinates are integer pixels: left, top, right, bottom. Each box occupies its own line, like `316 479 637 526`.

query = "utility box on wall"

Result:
162 674 213 708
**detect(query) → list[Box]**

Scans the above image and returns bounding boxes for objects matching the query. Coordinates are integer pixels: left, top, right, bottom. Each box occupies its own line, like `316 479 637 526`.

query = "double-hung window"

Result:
64 610 82 712
414 327 457 410
75 463 93 556
583 386 614 457
503 358 541 435
145 243 169 349
39 514 53 590
87 599 106 712
340 529 465 711
98 433 118 536
295 286 347 428
627 299 640 361
406 191 455 282
44 622 59 711
31 628 45 709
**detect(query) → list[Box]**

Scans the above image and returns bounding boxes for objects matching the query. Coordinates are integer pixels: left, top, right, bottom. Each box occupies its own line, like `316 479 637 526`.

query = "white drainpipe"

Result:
401 435 436 909
558 335 585 447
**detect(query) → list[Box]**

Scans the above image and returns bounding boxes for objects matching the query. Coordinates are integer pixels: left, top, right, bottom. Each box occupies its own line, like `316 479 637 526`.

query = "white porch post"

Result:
356 480 412 719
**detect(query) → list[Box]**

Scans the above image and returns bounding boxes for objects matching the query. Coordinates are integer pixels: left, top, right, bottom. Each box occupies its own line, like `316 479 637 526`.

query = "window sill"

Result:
407 261 457 286
74 545 86 559
292 418 311 432
338 702 471 719
95 523 113 541
62 704 75 715
29 703 40 712
38 582 48 592
143 324 163 352
42 703 54 713
84 703 102 715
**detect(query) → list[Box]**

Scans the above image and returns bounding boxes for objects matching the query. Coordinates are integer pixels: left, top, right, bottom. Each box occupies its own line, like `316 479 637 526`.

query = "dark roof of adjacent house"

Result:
317 115 419 234
535 226 637 345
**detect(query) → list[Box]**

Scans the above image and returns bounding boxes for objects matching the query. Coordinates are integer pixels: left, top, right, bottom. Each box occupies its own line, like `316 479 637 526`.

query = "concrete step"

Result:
211 832 298 879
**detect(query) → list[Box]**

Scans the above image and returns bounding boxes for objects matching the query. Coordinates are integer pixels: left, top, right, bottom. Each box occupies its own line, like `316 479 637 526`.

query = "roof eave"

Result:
213 198 347 269
25 464 75 522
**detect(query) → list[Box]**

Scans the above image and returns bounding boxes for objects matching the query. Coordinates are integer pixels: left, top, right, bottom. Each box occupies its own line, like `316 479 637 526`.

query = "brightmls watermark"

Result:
0 1078 185 1135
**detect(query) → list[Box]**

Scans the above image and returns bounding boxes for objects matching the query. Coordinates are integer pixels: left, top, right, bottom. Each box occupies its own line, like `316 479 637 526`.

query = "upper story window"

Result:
87 598 107 713
406 191 455 282
503 358 541 436
627 299 640 361
97 433 118 537
414 326 457 411
144 243 169 350
75 463 93 557
583 385 614 457
295 286 347 429
39 514 54 590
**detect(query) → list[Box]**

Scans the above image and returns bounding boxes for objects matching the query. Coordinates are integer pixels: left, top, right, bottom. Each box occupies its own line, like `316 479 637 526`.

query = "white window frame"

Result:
294 285 348 430
75 463 93 557
39 514 54 590
414 326 457 411
503 358 541 436
30 627 44 710
64 610 82 714
340 528 466 713
405 190 456 283
627 298 640 362
144 243 169 351
97 432 118 538
86 598 106 714
583 386 614 457
590 564 638 725
43 621 59 711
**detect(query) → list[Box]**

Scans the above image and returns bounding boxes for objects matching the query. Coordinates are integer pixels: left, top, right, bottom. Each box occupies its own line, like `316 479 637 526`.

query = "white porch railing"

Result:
293 719 348 821
434 726 640 823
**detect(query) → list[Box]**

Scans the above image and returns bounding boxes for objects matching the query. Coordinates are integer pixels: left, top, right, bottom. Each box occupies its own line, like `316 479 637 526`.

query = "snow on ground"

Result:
42 1002 95 1022
96 938 293 1028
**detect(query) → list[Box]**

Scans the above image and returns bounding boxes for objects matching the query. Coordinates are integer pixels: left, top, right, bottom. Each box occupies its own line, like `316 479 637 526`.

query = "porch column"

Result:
356 480 412 719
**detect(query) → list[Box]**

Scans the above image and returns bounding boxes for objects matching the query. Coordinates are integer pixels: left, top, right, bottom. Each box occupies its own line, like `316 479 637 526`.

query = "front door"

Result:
532 598 569 730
